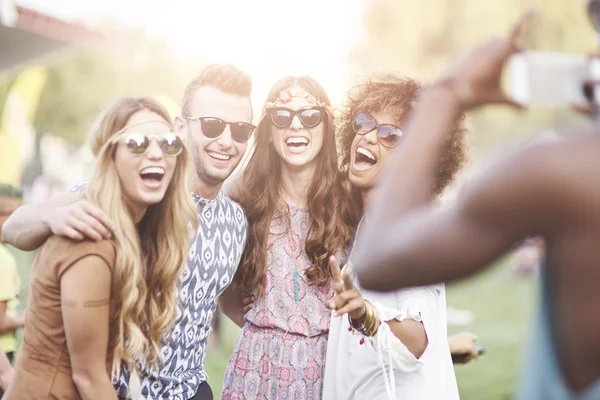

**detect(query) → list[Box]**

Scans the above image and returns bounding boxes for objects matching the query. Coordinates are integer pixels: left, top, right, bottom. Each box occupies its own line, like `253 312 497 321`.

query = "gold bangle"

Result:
363 302 374 333
367 311 381 336
356 300 380 337
369 303 382 335
349 303 368 331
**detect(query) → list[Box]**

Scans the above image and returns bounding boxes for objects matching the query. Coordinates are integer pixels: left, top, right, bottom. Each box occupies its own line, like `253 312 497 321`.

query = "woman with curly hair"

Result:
220 76 360 399
323 75 469 400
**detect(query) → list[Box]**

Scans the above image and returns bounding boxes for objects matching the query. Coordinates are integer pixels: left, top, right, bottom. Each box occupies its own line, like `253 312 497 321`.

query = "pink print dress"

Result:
222 205 338 400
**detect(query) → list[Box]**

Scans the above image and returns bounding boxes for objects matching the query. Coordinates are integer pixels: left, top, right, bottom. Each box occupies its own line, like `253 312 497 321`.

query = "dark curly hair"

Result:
338 74 469 200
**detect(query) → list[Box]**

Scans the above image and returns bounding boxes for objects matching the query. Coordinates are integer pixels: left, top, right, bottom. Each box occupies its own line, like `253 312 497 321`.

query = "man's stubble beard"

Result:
193 148 239 187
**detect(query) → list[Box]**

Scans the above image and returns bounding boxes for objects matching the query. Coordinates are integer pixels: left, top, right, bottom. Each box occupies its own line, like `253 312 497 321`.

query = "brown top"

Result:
5 236 117 400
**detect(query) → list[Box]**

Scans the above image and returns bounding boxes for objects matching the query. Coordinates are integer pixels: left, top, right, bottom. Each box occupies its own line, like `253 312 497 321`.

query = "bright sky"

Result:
17 0 367 107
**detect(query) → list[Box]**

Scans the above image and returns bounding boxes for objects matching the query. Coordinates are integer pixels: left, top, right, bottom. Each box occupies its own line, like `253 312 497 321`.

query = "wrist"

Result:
429 77 473 110
350 302 367 322
41 206 55 231
0 369 13 390
349 300 381 337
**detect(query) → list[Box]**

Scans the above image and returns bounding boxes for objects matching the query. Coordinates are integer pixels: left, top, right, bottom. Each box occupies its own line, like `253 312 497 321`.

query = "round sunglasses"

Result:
183 116 255 143
266 106 326 129
117 132 183 156
352 111 404 148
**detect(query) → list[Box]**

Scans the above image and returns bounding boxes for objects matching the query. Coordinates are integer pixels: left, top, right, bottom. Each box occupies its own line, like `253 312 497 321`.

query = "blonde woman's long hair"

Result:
84 97 197 378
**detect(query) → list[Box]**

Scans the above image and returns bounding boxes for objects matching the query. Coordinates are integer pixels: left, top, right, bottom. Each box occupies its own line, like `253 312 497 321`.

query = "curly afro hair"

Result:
337 74 469 197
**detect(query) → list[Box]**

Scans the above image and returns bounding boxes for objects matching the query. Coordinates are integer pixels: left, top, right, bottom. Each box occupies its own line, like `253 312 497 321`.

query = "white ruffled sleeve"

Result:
370 285 443 370
364 285 443 399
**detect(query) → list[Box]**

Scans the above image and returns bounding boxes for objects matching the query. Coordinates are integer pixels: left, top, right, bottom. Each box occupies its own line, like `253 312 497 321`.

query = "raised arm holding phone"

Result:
355 9 600 399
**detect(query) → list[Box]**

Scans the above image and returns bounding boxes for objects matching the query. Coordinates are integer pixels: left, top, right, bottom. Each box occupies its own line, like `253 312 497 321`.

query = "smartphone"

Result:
506 51 600 107
451 345 485 364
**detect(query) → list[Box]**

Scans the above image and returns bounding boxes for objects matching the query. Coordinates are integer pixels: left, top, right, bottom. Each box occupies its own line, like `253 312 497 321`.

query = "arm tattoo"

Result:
83 299 110 308
63 299 110 308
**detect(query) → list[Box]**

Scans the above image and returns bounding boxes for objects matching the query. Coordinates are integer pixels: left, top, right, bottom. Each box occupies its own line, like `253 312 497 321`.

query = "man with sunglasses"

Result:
2 64 255 400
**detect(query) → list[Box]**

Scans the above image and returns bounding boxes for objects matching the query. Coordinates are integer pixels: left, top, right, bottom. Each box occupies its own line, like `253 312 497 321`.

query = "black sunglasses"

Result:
183 116 256 143
352 111 404 148
266 106 326 129
114 132 183 156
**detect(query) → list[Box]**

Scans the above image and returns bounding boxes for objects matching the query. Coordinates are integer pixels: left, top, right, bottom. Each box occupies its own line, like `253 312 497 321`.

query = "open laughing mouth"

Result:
353 147 378 171
285 136 309 151
140 166 165 188
207 151 232 163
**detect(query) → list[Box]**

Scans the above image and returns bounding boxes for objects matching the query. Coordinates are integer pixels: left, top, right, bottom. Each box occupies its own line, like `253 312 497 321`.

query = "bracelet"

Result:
349 300 381 337
349 308 366 333
364 301 381 336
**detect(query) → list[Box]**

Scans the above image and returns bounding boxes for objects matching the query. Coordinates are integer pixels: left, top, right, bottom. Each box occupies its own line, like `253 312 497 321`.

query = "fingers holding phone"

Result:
449 332 485 364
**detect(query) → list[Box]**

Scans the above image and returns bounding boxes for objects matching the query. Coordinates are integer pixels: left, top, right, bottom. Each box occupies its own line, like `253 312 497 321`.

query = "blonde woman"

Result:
4 97 197 400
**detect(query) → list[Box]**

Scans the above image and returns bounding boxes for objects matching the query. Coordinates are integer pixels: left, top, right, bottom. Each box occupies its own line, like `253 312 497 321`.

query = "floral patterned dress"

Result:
222 205 338 400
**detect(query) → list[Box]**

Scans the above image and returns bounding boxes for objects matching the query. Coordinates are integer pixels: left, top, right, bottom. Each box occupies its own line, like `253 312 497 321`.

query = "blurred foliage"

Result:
0 28 205 146
351 0 597 156
1 1 597 153
0 182 23 198
0 75 15 121
35 30 205 146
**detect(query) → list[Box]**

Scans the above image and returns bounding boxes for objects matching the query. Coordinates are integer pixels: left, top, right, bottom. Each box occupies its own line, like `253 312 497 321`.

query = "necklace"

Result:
234 206 327 372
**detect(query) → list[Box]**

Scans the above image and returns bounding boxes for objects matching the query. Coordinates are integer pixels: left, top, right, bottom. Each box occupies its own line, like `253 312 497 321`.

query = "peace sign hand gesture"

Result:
326 256 367 320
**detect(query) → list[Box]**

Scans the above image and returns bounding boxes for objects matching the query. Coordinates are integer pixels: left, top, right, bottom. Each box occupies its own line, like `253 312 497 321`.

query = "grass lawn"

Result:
446 257 537 400
12 247 537 400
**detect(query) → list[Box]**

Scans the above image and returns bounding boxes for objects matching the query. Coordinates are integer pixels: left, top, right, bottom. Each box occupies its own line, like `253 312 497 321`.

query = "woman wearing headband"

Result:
221 77 359 399
4 97 197 400
323 76 468 399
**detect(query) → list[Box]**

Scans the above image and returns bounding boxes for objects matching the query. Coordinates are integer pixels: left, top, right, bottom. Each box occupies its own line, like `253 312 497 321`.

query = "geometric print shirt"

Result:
112 192 247 399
